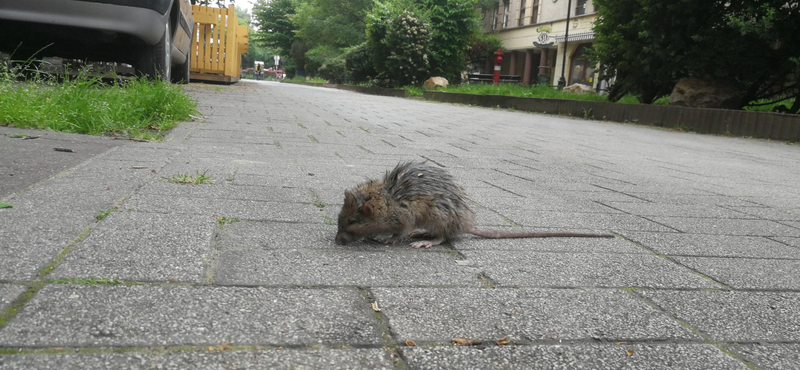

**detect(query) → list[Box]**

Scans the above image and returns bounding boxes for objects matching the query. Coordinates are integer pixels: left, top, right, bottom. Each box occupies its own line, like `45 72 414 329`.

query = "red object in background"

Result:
493 49 504 84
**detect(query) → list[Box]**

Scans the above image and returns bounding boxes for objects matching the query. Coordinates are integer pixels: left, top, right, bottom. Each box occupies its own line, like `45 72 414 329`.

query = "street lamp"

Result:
557 0 572 89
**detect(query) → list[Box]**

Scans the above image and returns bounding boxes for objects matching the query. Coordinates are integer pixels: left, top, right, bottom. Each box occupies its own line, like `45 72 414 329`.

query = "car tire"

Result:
172 56 190 84
137 19 172 81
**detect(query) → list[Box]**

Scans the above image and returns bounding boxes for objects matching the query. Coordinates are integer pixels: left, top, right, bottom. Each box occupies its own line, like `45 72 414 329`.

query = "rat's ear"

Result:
344 190 355 204
362 202 373 216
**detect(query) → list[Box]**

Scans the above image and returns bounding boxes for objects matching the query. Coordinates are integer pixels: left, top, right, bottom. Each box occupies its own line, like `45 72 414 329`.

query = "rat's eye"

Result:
347 217 357 224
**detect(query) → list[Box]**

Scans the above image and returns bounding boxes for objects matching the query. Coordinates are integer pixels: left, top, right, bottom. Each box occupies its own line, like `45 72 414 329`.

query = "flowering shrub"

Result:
366 2 431 86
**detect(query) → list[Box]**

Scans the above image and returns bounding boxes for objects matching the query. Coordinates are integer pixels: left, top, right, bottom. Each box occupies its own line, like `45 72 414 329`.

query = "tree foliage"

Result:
367 1 432 86
293 0 373 48
418 0 481 82
252 0 297 56
591 0 800 111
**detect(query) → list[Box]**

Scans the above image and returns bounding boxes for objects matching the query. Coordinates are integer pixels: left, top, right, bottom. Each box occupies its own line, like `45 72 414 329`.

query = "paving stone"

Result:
600 202 755 218
463 251 719 288
218 221 338 250
453 233 643 253
673 256 800 290
726 206 800 221
621 232 800 259
498 210 675 233
51 211 217 283
215 249 480 286
641 290 800 342
773 237 800 249
0 349 394 370
401 344 747 370
729 344 800 370
0 284 25 311
649 217 800 237
0 285 381 347
137 182 312 203
122 194 323 223
372 288 696 342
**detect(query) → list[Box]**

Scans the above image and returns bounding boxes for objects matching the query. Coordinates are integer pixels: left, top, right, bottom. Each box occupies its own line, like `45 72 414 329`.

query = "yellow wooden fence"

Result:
190 5 249 83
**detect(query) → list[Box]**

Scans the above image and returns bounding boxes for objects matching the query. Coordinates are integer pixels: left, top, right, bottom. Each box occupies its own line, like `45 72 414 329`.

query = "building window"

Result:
502 0 510 28
569 44 596 86
575 0 587 15
492 4 498 30
531 0 540 24
518 0 527 26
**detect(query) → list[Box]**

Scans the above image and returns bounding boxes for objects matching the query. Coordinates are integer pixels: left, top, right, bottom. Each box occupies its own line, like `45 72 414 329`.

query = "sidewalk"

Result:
1 80 799 369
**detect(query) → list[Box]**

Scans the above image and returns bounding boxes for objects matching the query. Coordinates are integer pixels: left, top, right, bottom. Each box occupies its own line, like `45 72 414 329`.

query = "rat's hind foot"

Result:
410 236 445 249
409 231 435 239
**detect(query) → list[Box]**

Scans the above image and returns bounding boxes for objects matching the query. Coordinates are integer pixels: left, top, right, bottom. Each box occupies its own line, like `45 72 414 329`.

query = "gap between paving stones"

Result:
0 137 190 333
623 289 760 370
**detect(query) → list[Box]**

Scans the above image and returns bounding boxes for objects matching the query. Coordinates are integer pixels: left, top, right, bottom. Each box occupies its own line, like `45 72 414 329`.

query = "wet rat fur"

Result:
335 162 614 248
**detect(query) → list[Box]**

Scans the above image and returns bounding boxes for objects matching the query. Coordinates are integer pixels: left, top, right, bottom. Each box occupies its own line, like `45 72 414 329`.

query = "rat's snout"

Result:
335 232 355 245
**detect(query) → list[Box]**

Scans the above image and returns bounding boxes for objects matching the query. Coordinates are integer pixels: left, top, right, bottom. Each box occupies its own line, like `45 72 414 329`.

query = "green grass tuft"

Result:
0 202 12 209
163 170 213 185
0 66 197 141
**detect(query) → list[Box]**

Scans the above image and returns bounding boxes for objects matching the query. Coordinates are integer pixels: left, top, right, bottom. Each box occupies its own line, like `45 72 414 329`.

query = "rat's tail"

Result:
468 229 615 239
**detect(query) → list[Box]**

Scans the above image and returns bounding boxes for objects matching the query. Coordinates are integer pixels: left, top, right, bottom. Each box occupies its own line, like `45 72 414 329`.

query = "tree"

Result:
252 0 297 56
367 1 432 86
293 0 373 49
418 0 482 82
591 0 800 111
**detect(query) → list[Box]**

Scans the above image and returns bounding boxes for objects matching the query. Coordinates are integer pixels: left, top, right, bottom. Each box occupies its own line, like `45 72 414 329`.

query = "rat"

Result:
335 162 615 248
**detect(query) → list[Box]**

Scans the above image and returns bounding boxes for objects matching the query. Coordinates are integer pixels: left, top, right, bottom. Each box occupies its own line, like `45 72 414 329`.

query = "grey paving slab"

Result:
401 344 748 370
0 284 25 311
649 217 800 236
0 285 381 347
453 233 643 252
372 288 697 342
726 206 800 221
0 349 394 370
641 290 800 342
498 209 675 233
773 237 800 248
218 221 338 250
122 194 324 223
601 202 755 218
214 249 481 286
463 250 719 288
51 211 217 282
673 256 800 290
0 126 127 198
137 182 312 203
729 344 800 370
621 232 800 258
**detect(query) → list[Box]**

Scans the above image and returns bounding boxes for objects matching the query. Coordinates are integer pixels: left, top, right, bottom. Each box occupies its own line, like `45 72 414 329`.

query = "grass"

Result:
215 216 240 228
744 98 795 112
50 277 124 285
0 202 11 209
163 170 213 185
0 63 198 140
287 76 326 84
95 206 117 220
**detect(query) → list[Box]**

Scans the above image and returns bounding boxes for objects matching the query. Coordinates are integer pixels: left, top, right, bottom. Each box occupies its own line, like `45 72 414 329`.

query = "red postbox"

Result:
493 49 504 84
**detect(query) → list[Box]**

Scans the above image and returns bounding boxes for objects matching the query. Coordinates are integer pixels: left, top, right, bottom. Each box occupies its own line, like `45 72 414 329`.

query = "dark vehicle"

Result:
0 0 195 83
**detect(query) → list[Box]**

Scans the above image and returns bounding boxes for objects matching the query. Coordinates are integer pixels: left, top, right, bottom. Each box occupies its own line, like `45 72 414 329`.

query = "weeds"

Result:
95 206 117 220
0 202 11 209
163 170 213 185
50 277 124 285
215 216 240 228
0 61 197 140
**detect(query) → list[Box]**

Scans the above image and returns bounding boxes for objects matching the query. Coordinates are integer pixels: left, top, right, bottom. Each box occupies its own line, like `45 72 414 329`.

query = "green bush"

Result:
344 43 376 83
318 55 347 84
367 1 431 86
304 45 343 77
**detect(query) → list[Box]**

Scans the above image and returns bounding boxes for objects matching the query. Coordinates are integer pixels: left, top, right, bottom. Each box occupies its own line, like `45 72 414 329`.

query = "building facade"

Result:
480 0 598 88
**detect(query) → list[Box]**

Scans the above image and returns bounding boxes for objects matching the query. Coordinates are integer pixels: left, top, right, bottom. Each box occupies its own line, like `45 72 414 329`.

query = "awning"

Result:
555 31 595 43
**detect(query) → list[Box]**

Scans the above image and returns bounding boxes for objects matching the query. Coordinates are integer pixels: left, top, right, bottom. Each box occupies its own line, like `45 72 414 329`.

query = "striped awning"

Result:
555 31 595 43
